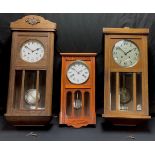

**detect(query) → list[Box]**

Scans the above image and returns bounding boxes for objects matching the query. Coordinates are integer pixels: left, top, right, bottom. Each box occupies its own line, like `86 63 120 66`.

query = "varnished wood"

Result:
103 27 149 34
5 15 56 126
10 15 56 31
59 53 96 128
60 53 97 56
103 27 151 125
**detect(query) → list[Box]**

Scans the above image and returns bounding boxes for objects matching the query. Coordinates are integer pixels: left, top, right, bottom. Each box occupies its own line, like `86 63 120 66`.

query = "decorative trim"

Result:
25 17 40 25
66 119 89 128
10 15 56 30
65 57 91 61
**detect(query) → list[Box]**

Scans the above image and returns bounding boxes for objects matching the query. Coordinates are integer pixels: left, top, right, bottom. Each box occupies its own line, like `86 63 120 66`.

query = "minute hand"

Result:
126 48 135 55
25 46 33 52
32 48 40 53
116 46 126 55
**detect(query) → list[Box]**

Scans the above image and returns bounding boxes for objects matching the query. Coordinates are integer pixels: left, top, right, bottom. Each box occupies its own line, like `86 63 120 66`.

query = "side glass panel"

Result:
38 70 46 110
136 73 142 111
14 70 22 109
110 72 116 111
66 91 72 116
84 92 90 116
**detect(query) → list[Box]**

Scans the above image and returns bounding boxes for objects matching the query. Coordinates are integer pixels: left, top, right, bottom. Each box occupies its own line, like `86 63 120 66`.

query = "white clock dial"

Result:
67 61 90 84
112 40 140 67
20 40 44 63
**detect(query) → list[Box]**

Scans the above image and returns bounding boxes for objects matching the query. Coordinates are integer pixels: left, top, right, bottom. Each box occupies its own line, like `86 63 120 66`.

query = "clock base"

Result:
4 115 52 126
102 114 151 126
59 113 96 128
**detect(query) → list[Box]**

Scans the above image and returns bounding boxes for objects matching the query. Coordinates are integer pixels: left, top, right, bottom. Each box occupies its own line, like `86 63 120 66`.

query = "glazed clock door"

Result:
111 39 141 112
14 69 46 111
13 34 49 113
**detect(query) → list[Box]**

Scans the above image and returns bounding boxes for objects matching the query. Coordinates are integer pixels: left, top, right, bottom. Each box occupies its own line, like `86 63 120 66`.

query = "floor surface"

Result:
0 115 154 141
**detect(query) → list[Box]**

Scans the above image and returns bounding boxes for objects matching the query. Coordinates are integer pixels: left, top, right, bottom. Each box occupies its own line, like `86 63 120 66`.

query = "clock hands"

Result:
32 48 41 53
126 48 136 55
25 46 33 52
77 69 84 74
117 46 136 55
25 46 41 53
117 46 126 55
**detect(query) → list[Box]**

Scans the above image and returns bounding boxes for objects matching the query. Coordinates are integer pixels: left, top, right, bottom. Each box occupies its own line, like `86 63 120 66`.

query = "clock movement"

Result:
59 53 96 128
5 15 56 126
102 28 151 125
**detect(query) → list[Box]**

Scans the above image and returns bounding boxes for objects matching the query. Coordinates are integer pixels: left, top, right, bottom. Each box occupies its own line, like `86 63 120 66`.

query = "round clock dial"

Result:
67 61 90 84
112 40 140 67
25 89 40 108
20 40 45 63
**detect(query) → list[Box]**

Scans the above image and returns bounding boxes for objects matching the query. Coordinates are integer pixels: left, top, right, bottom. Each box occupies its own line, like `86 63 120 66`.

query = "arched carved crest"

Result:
10 15 56 31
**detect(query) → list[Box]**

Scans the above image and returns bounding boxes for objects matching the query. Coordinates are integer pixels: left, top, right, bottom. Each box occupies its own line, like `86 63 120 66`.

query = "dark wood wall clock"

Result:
102 27 151 125
59 53 96 128
5 15 56 126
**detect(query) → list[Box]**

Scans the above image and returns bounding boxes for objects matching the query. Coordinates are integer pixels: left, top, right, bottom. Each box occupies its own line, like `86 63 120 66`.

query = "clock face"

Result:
112 40 140 67
67 61 90 84
20 40 45 63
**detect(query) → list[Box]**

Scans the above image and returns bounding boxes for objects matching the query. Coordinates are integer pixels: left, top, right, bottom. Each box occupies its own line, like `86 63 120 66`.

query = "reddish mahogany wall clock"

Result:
59 53 96 128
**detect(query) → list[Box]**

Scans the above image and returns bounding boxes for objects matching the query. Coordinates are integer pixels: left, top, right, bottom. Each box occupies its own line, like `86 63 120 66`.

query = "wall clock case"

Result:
5 15 56 126
102 28 151 125
59 53 96 128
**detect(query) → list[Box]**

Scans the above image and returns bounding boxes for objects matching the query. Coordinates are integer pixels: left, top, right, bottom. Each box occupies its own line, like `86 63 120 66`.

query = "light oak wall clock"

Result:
59 53 96 128
5 15 56 126
102 27 151 125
